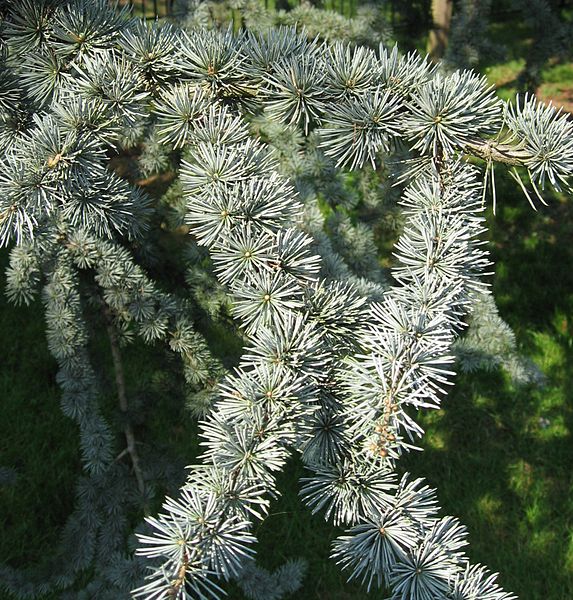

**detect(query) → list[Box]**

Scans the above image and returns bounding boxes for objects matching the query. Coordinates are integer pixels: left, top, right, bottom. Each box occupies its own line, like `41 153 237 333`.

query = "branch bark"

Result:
104 306 148 514
464 138 531 166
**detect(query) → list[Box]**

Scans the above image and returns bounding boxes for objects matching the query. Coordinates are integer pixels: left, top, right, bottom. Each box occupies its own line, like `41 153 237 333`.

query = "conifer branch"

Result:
2 2 571 598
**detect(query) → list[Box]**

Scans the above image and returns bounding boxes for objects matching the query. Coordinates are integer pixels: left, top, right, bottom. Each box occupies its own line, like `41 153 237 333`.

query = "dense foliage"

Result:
1 1 572 599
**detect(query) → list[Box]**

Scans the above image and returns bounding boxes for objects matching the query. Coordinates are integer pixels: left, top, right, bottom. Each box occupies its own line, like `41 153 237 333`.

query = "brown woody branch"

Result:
104 306 149 515
464 138 531 167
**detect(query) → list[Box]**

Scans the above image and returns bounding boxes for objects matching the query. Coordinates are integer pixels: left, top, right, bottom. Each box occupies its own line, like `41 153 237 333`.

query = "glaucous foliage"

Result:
1 1 572 599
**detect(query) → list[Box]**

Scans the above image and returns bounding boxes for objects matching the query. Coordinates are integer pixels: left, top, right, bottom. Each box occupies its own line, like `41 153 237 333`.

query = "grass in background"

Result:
400 172 573 600
0 272 78 570
483 18 573 109
0 249 76 600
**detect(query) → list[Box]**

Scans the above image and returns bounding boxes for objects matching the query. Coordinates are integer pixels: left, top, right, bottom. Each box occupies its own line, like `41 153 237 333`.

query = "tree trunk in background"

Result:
427 0 454 60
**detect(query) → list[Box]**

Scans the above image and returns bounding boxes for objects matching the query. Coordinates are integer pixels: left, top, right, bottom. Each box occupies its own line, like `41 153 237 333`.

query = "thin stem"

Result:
464 138 531 166
104 306 149 514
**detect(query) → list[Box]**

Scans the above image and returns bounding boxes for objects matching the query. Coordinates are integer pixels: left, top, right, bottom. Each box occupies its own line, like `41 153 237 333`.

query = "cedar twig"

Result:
104 306 149 515
464 138 531 166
